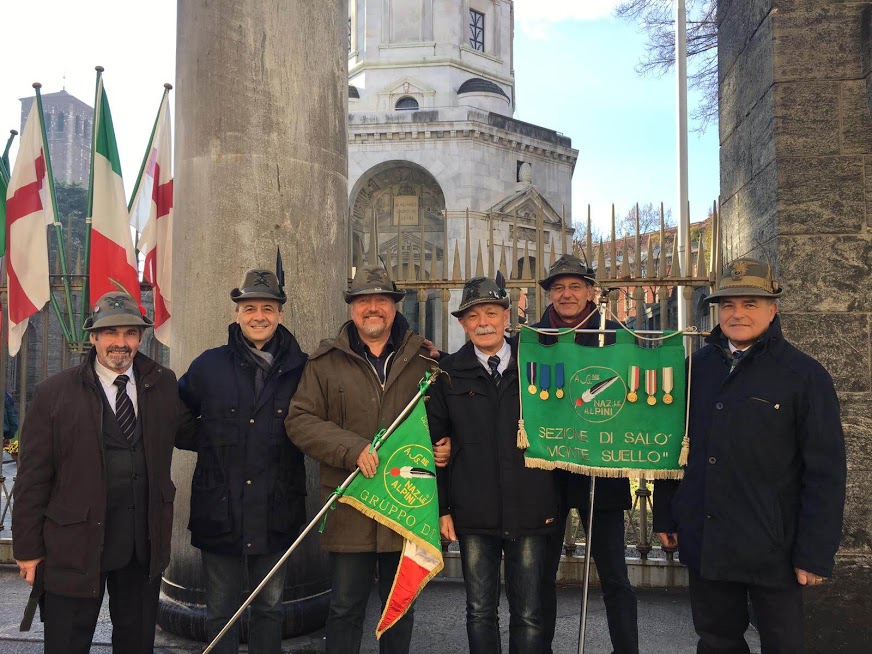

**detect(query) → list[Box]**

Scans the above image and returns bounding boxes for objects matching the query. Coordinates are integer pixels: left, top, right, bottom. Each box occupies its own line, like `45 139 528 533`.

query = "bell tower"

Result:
348 0 514 114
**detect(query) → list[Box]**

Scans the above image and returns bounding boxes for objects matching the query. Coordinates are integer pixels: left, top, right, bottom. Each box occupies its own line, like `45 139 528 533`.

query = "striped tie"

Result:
730 349 745 373
113 375 136 442
487 355 502 388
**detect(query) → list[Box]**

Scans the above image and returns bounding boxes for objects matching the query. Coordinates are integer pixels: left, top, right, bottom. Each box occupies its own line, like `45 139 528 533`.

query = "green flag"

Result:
518 326 687 479
338 396 443 638
0 129 14 257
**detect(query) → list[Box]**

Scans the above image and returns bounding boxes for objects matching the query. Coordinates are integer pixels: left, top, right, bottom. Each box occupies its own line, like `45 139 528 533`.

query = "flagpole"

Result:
127 85 171 214
675 0 691 355
576 293 611 654
202 371 441 654
1 129 17 172
33 83 76 344
78 66 103 342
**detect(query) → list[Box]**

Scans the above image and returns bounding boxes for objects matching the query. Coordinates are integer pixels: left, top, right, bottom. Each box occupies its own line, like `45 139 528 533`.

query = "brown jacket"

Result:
285 320 431 552
12 350 186 598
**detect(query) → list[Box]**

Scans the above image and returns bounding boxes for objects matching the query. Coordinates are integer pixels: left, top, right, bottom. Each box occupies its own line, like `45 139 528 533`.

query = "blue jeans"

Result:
201 550 287 654
326 551 414 654
459 533 547 654
542 508 639 654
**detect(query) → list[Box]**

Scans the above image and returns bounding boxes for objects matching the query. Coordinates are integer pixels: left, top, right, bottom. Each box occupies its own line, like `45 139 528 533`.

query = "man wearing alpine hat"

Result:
176 269 308 654
428 276 559 654
654 257 846 653
13 293 188 654
534 253 638 654
285 265 449 654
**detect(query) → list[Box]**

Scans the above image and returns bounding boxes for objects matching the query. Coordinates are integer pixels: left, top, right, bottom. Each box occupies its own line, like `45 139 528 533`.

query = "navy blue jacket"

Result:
177 324 308 555
429 338 559 538
653 316 846 587
532 305 632 512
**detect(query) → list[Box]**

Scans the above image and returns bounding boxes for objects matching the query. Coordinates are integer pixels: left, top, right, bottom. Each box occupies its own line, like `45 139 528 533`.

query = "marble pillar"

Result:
161 0 348 640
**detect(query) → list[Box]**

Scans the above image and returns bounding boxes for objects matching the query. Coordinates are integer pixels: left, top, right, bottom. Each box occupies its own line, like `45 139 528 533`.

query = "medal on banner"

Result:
555 363 565 399
662 367 674 404
526 362 537 395
627 365 639 403
539 364 551 400
645 369 657 406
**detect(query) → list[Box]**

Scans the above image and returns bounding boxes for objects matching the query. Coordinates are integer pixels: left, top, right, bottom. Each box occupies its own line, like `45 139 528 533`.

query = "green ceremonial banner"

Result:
338 395 443 637
518 326 686 479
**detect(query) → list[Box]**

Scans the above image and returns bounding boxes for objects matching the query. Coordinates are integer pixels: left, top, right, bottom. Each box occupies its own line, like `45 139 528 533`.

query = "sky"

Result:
1 0 719 236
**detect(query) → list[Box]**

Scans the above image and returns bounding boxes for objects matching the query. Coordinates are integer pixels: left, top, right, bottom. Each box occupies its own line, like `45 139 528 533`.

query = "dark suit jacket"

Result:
13 350 188 598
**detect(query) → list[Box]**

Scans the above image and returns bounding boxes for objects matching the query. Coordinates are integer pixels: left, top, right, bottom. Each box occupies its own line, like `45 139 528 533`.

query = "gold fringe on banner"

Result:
522 457 686 481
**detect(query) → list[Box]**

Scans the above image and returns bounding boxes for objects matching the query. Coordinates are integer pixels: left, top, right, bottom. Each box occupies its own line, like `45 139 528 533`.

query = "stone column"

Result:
161 0 348 639
718 1 871 650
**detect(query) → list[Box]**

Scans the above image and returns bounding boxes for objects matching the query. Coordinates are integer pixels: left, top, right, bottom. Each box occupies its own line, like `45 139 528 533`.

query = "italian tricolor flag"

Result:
339 396 444 638
88 76 141 307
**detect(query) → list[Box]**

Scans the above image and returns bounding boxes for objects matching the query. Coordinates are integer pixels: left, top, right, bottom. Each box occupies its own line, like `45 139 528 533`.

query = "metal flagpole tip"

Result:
164 83 173 90
32 82 42 90
10 129 18 136
95 65 105 73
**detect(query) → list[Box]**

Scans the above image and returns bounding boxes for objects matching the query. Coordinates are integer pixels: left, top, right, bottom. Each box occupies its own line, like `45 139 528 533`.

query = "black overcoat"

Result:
177 324 308 555
12 350 183 598
653 316 846 587
428 339 559 538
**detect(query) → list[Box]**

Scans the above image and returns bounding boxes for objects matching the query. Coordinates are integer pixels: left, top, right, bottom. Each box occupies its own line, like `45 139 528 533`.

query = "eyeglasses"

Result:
549 284 587 294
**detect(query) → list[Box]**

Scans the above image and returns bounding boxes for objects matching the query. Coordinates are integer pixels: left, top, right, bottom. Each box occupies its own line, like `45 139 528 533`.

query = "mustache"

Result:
474 325 497 336
363 312 386 319
107 347 131 354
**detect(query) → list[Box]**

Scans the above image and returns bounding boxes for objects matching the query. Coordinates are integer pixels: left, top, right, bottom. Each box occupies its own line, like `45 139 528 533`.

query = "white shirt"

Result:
94 359 138 415
473 338 512 376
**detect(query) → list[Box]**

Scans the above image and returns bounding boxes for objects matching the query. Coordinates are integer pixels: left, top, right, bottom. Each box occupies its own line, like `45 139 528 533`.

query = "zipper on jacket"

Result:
749 396 780 410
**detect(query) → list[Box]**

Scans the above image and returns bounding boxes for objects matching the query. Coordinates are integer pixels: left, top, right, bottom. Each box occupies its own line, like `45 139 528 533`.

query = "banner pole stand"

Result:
577 475 597 654
201 375 437 654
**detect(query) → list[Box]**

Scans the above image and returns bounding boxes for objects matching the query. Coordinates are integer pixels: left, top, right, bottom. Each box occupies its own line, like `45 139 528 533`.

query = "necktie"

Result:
114 375 136 442
487 355 501 388
730 349 744 373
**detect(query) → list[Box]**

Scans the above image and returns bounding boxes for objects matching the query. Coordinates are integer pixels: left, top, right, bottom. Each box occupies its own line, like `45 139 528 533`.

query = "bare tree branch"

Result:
615 0 718 131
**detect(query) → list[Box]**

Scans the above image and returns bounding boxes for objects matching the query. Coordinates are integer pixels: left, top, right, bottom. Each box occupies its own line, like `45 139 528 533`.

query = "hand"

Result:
440 514 457 541
356 446 379 478
656 532 678 551
16 558 44 586
422 338 440 359
433 437 451 468
795 568 826 586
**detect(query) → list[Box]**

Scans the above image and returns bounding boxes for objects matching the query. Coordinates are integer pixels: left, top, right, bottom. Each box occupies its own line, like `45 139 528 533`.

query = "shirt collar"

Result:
473 338 511 374
727 341 749 355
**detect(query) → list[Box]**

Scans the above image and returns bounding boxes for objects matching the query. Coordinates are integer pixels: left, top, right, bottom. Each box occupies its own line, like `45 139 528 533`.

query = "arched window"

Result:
395 96 419 111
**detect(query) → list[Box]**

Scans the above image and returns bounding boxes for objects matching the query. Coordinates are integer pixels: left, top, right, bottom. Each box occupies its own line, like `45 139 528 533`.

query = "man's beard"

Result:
361 318 387 338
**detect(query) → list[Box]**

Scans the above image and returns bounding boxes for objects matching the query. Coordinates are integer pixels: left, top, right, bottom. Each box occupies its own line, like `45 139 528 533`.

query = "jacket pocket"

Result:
749 396 781 410
43 501 91 573
199 404 239 448
188 479 232 537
